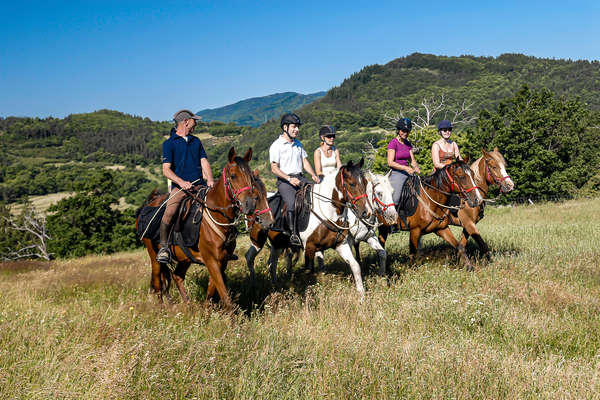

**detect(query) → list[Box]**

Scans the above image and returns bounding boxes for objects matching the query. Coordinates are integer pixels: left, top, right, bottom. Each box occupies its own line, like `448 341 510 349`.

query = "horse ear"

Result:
228 147 236 163
463 154 470 164
482 148 490 157
346 160 354 169
493 146 499 152
243 147 253 162
358 157 364 168
253 168 259 178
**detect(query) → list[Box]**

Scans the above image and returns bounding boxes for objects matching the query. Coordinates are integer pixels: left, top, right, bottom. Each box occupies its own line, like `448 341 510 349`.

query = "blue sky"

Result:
1 0 599 121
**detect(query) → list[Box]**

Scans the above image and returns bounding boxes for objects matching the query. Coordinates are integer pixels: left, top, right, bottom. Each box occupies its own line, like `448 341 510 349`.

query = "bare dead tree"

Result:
1 209 53 261
362 137 379 169
381 94 477 154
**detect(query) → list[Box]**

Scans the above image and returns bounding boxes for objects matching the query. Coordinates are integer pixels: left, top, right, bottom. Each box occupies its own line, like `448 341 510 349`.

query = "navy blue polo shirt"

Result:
162 128 207 187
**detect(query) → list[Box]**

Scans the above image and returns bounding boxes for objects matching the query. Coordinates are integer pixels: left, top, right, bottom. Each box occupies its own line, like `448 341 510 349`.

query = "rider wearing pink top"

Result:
387 118 421 207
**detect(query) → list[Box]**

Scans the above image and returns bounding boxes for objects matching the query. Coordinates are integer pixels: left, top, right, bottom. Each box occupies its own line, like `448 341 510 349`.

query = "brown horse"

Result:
377 159 484 270
448 148 515 258
137 147 274 307
245 159 373 294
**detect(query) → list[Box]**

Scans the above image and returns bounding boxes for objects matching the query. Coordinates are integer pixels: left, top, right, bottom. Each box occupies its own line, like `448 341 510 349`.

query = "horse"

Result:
376 159 484 270
244 159 373 295
136 147 274 308
315 171 398 276
447 148 515 258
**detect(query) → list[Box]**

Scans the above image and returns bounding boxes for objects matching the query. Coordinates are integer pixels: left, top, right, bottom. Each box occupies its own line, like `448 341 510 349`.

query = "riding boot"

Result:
287 211 301 246
156 222 172 263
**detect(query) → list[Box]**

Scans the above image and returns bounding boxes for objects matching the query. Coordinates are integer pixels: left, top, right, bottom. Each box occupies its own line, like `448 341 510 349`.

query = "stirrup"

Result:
290 234 302 247
156 247 171 263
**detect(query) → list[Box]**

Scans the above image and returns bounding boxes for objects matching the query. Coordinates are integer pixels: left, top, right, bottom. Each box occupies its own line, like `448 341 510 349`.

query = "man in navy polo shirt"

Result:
156 109 215 263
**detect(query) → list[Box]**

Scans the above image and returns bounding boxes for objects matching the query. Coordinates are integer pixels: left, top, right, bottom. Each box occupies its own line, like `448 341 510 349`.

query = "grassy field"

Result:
1 198 599 399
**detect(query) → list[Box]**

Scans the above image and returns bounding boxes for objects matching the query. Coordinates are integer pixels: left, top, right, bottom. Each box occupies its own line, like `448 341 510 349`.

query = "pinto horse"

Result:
245 159 373 294
137 147 274 307
448 148 515 258
376 159 484 270
315 171 398 276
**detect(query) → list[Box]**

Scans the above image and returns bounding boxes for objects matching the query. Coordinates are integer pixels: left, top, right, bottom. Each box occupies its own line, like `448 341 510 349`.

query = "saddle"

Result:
268 183 313 233
136 186 208 248
396 175 419 227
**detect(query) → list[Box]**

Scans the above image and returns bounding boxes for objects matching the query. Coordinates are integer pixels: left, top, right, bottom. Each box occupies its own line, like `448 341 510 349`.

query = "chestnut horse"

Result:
137 147 274 307
448 148 515 258
376 159 484 270
245 159 373 294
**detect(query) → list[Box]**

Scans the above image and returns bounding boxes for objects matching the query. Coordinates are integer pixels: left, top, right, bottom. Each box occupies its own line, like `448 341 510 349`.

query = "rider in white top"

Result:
313 125 342 180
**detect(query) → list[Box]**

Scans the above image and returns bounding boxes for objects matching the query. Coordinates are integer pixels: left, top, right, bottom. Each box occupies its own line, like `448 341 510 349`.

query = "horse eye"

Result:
231 174 236 179
350 183 356 188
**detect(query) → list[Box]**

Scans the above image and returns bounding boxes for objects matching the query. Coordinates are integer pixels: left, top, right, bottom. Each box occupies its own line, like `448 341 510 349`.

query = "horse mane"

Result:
424 160 472 188
231 156 252 175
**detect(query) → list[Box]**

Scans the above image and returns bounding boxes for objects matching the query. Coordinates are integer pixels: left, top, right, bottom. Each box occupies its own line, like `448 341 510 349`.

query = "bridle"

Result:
371 182 394 215
339 167 368 208
222 165 271 218
444 166 481 199
484 159 511 193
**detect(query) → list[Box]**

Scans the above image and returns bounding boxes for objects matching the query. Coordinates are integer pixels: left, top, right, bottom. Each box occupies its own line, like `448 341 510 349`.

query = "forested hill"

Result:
197 91 326 127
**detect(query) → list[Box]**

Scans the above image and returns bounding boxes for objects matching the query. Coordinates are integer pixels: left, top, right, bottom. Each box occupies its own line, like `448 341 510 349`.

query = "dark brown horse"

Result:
137 147 274 307
245 159 373 294
377 159 484 270
448 148 515 258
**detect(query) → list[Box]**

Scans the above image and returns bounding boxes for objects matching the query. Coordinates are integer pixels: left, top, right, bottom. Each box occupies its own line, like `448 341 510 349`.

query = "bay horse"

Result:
376 159 484 270
245 159 373 295
448 148 515 258
316 171 398 276
137 147 274 307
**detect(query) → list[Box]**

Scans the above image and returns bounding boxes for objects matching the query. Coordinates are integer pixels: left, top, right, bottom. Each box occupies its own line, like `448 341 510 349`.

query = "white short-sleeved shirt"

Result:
269 135 307 175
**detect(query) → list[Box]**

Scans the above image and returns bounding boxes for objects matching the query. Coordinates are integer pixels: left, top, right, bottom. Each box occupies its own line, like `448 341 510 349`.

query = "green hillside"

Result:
197 91 326 127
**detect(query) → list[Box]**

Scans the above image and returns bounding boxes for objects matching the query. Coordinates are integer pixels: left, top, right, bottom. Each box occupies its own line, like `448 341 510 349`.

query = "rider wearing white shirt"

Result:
269 113 320 246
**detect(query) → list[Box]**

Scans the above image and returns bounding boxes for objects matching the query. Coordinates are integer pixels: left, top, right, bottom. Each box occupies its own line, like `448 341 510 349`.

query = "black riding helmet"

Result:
396 117 412 132
280 113 302 129
319 125 335 136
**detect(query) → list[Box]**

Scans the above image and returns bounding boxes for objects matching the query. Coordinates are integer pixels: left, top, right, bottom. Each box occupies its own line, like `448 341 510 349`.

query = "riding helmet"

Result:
438 120 453 131
396 117 412 132
280 113 303 129
319 125 335 136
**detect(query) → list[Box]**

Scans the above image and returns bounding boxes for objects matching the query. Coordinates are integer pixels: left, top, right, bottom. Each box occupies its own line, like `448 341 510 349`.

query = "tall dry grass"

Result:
1 198 599 399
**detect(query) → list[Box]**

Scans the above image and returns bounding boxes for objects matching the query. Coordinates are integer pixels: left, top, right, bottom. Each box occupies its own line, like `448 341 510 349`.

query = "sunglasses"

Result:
440 128 452 132
324 135 336 139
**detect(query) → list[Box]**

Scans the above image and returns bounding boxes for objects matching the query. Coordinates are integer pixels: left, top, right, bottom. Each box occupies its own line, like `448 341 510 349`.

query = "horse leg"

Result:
435 228 473 271
304 241 316 274
408 228 422 264
353 241 362 265
378 225 389 249
205 258 232 309
461 219 490 260
335 241 365 297
314 251 324 271
160 263 174 303
206 277 216 301
244 244 262 284
460 228 470 249
267 246 282 285
284 249 294 278
144 240 164 302
172 261 192 303
367 236 387 276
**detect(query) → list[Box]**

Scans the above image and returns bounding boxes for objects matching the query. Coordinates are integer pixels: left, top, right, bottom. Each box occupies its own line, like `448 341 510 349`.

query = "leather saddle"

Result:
172 186 208 248
268 183 313 233
397 175 419 226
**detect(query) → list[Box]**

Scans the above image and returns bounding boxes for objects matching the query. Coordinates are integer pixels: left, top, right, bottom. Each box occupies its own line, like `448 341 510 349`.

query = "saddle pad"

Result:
267 193 285 232
295 184 313 233
137 205 165 241
175 201 204 247
397 175 419 217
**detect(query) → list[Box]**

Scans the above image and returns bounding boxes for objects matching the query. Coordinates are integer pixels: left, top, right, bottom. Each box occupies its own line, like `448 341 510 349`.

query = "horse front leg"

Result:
378 225 389 249
408 228 422 264
173 261 192 303
314 251 324 271
304 241 316 274
267 246 283 286
435 228 473 271
244 244 262 284
461 219 490 260
204 257 233 309
366 236 387 276
335 241 365 297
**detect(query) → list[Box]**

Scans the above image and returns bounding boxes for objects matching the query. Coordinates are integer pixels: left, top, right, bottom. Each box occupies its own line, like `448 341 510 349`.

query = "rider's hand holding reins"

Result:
312 174 321 184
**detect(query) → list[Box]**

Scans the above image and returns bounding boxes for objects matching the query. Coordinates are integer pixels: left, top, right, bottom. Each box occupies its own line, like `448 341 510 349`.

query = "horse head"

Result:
445 159 484 208
482 148 515 193
251 169 275 230
223 147 261 216
367 171 398 225
336 158 372 220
